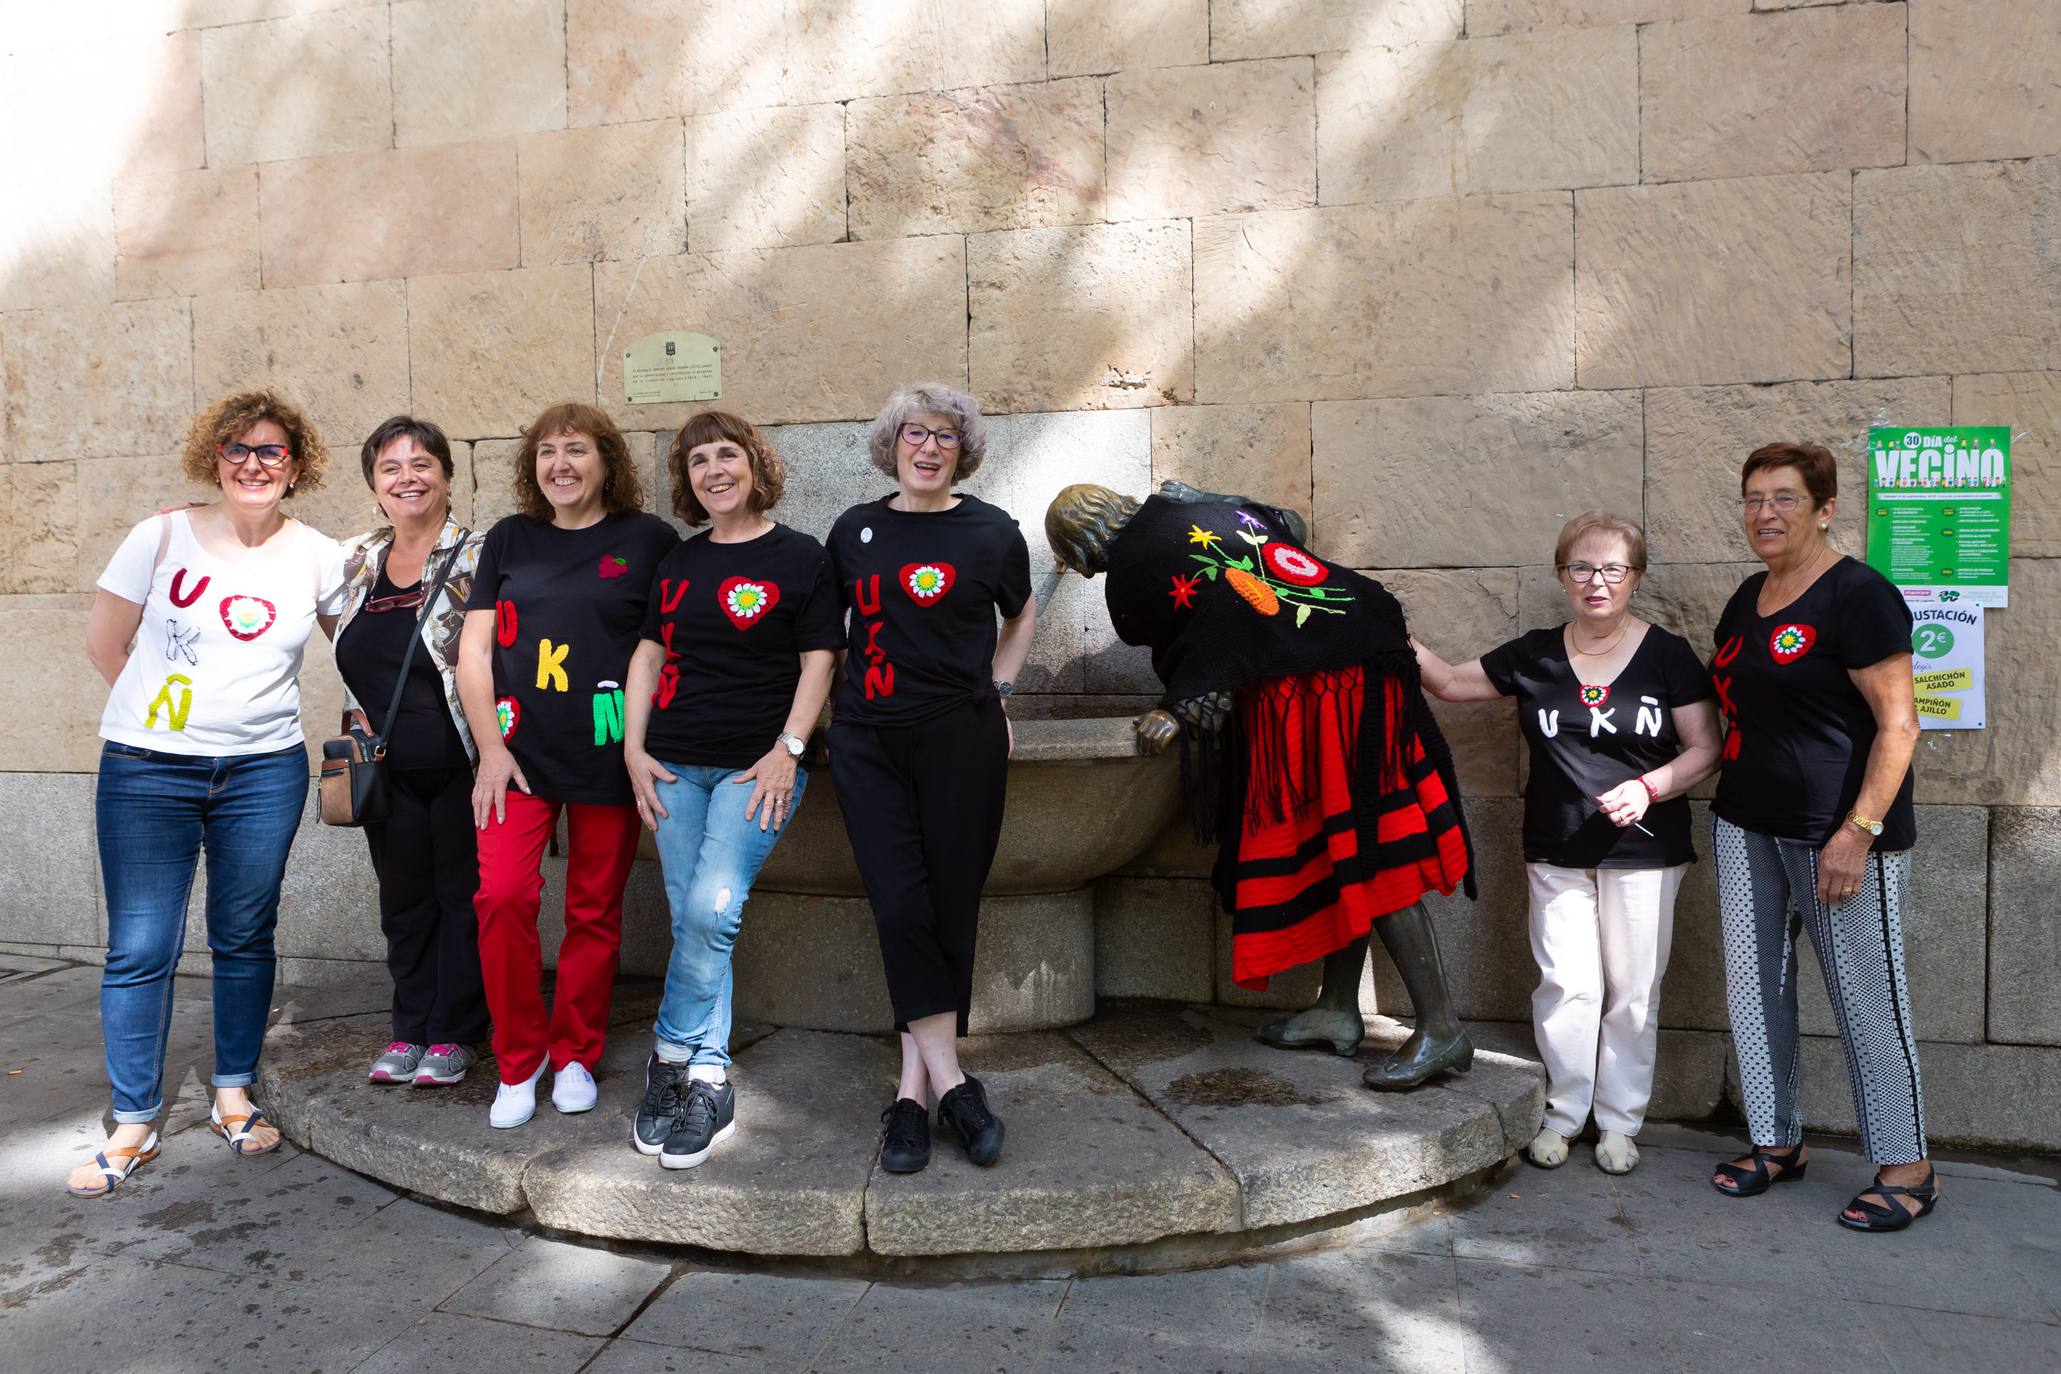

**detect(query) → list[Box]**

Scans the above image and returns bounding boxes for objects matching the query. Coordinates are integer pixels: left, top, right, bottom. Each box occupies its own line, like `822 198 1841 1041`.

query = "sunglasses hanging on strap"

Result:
320 541 464 827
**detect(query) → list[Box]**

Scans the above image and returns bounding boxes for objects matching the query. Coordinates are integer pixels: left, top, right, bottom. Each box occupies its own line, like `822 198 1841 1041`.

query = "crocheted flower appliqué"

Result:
718 576 780 630
899 561 956 606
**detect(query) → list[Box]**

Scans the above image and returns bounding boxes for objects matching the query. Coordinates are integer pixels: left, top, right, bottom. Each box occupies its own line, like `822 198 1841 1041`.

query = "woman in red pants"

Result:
456 402 677 1129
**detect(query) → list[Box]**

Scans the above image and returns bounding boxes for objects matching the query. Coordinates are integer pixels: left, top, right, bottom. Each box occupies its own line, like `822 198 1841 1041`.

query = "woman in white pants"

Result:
1414 512 1720 1174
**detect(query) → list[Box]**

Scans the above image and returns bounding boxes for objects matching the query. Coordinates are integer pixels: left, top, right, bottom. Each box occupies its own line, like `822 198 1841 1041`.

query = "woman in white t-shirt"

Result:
65 390 346 1199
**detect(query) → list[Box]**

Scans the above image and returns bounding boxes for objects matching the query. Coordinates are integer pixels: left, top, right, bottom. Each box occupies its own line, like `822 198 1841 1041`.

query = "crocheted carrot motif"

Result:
1225 567 1279 616
1183 513 1354 629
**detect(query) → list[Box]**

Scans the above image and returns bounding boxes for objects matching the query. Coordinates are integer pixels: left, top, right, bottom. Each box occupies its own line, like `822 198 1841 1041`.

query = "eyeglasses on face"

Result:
899 423 961 450
1560 562 1637 585
219 443 292 469
1741 493 1808 513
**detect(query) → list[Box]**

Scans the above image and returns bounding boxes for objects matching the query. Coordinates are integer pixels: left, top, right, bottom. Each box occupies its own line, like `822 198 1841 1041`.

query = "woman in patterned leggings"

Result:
1707 442 1934 1232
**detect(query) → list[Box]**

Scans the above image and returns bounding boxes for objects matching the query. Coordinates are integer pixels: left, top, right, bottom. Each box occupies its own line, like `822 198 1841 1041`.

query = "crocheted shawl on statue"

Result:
1104 495 1475 895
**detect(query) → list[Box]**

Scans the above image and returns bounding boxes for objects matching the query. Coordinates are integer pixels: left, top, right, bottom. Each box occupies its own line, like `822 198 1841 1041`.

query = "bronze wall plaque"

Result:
624 331 720 405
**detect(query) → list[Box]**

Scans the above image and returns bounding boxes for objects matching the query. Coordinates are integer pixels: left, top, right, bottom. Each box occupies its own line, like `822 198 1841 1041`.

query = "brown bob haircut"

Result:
1740 441 1838 509
1554 509 1648 572
667 410 786 526
512 402 645 522
359 414 454 487
179 389 330 494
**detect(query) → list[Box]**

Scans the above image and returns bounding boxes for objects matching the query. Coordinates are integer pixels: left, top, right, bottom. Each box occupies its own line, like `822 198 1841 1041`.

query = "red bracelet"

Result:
1638 776 1660 804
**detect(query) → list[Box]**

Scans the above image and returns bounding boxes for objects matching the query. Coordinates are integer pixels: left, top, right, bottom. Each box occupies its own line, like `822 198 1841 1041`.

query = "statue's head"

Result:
1045 483 1140 576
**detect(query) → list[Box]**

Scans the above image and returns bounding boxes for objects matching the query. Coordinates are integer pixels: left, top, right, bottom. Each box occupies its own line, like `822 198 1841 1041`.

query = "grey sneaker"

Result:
413 1043 474 1087
369 1041 426 1084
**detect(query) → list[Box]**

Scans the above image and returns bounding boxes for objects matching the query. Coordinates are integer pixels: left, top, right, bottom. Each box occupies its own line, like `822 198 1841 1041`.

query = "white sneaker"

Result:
1596 1130 1640 1175
489 1058 548 1129
552 1062 598 1114
1525 1127 1571 1168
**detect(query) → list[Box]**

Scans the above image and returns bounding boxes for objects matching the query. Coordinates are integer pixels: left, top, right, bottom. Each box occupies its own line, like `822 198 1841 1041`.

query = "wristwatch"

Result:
776 731 806 759
1846 810 1884 838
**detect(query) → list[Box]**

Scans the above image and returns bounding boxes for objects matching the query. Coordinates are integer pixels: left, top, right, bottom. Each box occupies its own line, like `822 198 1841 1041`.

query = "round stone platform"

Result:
260 979 1544 1269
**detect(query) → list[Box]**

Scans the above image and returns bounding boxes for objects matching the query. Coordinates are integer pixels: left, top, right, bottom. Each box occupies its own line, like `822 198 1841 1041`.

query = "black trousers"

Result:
829 699 1010 1035
363 766 488 1045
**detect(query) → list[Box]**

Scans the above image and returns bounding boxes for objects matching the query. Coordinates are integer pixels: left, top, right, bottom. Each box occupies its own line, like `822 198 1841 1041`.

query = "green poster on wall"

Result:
1866 426 2012 607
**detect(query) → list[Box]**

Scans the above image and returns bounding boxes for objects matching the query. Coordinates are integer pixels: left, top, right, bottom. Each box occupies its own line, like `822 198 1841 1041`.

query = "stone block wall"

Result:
2 1 2058 1150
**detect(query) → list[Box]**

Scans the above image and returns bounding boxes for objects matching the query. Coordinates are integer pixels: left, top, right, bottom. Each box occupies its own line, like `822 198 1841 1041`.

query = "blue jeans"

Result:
649 762 805 1068
95 741 308 1123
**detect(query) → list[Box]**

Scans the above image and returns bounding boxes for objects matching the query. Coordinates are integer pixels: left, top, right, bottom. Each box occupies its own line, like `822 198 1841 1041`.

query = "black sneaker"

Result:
660 1079 735 1170
633 1053 690 1156
938 1075 1004 1167
878 1097 931 1174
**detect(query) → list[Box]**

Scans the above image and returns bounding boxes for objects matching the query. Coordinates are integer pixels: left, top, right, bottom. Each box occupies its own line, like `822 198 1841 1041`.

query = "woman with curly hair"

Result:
68 390 346 1196
620 410 841 1169
456 402 677 1130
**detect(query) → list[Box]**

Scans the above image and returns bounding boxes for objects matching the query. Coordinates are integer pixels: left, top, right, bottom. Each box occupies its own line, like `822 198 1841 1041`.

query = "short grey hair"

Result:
866 382 991 480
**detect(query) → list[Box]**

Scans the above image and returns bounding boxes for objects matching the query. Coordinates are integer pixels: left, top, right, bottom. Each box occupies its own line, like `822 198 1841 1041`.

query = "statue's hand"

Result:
1133 709 1182 756
1176 691 1234 734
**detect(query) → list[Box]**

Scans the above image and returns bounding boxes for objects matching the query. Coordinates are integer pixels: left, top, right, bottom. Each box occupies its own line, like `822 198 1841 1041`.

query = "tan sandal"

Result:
67 1131 161 1198
210 1102 280 1156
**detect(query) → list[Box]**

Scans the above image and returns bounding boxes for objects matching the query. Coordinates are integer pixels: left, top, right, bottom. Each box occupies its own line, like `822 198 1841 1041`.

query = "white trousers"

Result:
1526 862 1686 1137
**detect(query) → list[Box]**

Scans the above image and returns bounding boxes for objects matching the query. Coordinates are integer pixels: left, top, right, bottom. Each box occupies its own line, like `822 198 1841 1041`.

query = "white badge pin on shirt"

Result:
860 527 873 544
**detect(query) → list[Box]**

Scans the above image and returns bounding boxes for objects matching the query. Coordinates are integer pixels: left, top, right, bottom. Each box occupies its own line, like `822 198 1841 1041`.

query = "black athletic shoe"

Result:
938 1075 1005 1167
879 1097 931 1174
660 1079 735 1170
633 1053 690 1156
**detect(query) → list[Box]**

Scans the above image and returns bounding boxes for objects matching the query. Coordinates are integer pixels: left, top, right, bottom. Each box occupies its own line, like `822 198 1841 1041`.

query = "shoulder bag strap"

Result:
371 541 465 760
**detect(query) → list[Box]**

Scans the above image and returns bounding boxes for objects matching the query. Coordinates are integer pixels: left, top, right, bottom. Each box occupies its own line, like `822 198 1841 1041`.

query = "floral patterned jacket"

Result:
336 516 484 763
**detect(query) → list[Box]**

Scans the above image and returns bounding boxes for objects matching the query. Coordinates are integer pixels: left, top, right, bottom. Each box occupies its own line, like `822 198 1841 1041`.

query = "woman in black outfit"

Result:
335 416 487 1088
826 383 1037 1174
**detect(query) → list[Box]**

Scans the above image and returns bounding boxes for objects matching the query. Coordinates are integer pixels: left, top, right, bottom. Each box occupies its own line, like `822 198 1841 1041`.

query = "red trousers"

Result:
474 791 640 1083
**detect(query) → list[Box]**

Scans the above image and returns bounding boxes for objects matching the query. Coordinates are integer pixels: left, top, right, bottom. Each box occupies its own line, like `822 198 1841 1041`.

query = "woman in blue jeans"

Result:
622 410 840 1169
68 390 346 1197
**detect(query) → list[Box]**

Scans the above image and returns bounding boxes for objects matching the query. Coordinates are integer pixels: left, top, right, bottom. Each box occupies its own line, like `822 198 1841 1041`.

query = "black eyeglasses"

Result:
219 443 292 468
1560 563 1638 585
899 424 961 450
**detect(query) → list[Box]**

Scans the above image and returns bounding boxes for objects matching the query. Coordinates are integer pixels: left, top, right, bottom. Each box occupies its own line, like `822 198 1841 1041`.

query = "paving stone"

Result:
199 9 392 165
1107 59 1314 221
294 1196 526 1305
1258 1247 1467 1374
443 1235 672 1337
1855 158 2061 378
1316 390 1642 569
969 220 1194 413
260 142 521 288
685 103 848 252
849 80 1105 239
1877 1307 2061 1374
1072 1004 1541 1230
521 1029 888 1255
355 1311 604 1373
391 0 568 147
1208 0 1461 60
587 1341 760 1372
623 1270 868 1364
1195 194 1574 404
817 1280 1065 1374
1576 172 1851 389
1317 27 1638 204
1047 0 1207 75
1041 1264 1266 1372
1640 4 1905 183
867 1032 1239 1255
1910 0 2061 164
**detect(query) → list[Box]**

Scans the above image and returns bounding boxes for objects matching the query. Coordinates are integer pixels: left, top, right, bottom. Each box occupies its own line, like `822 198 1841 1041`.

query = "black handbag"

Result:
320 542 463 827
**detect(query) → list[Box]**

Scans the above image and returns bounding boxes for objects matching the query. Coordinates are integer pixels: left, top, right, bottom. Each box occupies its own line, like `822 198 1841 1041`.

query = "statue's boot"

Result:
1255 937 1367 1057
1361 902 1474 1091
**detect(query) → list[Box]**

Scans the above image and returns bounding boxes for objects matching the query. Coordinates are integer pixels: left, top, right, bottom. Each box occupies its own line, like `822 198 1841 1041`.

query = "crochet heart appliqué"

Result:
219 595 277 641
1768 623 1817 664
717 576 779 630
899 562 955 606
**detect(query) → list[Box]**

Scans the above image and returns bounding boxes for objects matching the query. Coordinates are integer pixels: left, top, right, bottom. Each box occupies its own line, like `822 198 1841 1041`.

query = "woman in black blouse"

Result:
826 383 1036 1175
1415 511 1719 1176
1706 443 1933 1232
455 403 678 1132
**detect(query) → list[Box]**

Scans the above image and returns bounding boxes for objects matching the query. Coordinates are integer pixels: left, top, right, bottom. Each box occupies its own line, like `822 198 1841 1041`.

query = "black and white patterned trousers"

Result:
1713 817 1928 1165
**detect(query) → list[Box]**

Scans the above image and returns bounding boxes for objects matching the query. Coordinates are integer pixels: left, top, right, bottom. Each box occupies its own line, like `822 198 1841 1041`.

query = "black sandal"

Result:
1838 1167 1938 1232
1711 1144 1807 1197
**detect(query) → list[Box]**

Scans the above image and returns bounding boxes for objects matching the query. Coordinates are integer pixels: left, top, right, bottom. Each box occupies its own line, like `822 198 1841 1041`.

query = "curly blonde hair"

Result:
512 402 645 522
667 410 785 526
178 389 329 493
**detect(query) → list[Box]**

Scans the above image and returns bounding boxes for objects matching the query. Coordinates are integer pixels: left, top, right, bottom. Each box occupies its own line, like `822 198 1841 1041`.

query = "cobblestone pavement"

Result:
3 958 2057 1373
